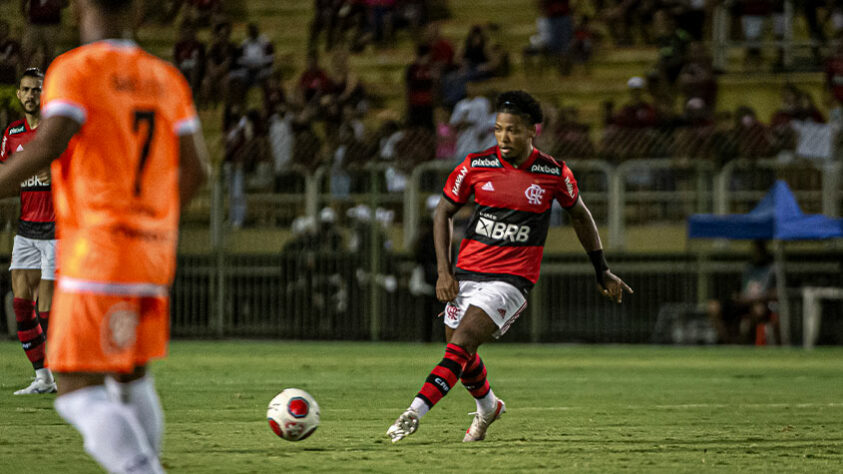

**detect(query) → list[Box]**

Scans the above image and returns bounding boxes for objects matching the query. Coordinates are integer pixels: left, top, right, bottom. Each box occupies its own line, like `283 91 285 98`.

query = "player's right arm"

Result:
178 129 210 210
435 158 473 302
433 197 461 302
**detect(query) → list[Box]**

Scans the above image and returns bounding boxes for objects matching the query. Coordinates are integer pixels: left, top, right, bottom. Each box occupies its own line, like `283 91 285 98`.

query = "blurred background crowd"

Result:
1 1 842 232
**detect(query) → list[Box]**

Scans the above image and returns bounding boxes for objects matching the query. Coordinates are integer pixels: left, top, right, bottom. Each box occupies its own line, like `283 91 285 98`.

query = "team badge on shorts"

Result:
101 302 140 354
445 304 461 322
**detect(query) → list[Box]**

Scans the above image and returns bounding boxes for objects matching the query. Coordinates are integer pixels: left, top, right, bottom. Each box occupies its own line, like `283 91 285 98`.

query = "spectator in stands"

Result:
393 125 435 171
202 21 238 107
449 82 495 161
21 0 66 71
263 71 286 119
370 0 399 47
268 102 296 193
297 53 334 107
738 0 786 69
330 121 371 197
676 0 706 41
394 0 429 35
653 9 691 87
825 41 843 114
731 105 775 158
336 0 370 52
707 239 779 344
540 0 574 74
769 85 825 153
173 21 206 98
672 97 716 159
677 42 718 116
537 102 595 158
406 44 437 131
183 0 223 28
604 0 658 46
441 24 506 107
316 207 345 252
570 15 596 67
0 20 22 128
224 108 266 228
327 48 367 115
600 76 660 161
459 25 496 81
435 106 457 160
610 76 660 128
423 22 455 73
309 0 343 53
291 105 325 168
236 23 275 89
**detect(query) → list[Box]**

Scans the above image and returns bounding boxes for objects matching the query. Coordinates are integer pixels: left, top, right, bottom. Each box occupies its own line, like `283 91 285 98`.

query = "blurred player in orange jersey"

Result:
0 0 210 471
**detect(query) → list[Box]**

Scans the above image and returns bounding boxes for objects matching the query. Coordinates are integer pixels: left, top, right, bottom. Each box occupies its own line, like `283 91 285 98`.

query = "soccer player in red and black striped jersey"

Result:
0 67 57 394
387 90 633 443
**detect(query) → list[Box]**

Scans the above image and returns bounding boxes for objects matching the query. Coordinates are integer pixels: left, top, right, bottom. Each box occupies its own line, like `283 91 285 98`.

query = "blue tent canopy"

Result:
688 181 843 241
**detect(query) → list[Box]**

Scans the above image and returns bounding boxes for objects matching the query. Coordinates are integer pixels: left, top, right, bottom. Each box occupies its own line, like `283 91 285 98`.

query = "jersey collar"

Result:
496 145 539 170
100 39 138 49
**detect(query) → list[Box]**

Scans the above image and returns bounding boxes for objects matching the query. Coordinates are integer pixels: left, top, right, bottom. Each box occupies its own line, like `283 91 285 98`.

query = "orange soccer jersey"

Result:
42 39 198 286
41 40 199 373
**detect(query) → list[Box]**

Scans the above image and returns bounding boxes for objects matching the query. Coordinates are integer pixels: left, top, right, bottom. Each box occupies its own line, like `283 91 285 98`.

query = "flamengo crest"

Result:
524 184 545 205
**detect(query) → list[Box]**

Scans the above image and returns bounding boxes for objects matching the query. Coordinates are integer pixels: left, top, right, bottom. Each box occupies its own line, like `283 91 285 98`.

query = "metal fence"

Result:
161 251 843 344
225 156 839 251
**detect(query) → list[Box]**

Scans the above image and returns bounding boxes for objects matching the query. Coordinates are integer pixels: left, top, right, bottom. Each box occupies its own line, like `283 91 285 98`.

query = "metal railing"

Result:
711 0 819 71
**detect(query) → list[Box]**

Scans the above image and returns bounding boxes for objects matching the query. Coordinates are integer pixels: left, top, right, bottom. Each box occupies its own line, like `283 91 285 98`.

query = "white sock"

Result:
476 389 497 415
106 376 165 455
55 385 164 474
35 368 54 383
409 397 430 418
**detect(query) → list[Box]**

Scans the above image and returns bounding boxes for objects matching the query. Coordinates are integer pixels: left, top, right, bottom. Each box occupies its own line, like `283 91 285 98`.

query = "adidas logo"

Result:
481 181 495 192
16 145 23 152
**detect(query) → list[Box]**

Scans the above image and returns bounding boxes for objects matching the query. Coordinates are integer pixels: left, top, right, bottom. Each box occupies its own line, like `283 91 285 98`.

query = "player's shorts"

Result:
9 235 57 280
443 280 527 338
47 277 170 374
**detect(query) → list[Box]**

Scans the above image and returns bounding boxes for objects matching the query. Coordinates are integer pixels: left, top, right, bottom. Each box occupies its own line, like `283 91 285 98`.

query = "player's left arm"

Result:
566 197 633 303
0 116 77 198
178 129 211 210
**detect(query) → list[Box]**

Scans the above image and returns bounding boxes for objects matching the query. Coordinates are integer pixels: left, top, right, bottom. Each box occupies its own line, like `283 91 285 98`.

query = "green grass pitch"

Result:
1 341 842 472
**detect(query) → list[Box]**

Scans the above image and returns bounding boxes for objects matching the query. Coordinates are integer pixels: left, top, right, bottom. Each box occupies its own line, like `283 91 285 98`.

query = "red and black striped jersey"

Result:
0 118 56 240
442 145 579 291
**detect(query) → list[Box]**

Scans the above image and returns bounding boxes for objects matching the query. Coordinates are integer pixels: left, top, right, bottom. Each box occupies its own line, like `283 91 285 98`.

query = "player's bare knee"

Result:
113 366 147 384
56 372 106 397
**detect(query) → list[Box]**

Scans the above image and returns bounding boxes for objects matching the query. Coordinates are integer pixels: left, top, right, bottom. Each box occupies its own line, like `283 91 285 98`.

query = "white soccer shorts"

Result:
443 280 527 338
10 235 57 280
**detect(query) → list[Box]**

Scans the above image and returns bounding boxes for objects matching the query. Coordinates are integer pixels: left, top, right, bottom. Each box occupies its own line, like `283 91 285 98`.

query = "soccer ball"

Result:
266 388 320 441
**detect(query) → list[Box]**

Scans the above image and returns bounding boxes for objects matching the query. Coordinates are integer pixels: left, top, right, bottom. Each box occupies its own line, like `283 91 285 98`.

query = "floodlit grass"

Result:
1 341 842 472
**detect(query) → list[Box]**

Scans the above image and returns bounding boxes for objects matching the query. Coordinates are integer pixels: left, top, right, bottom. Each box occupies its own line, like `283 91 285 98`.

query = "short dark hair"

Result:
495 90 543 125
20 67 44 85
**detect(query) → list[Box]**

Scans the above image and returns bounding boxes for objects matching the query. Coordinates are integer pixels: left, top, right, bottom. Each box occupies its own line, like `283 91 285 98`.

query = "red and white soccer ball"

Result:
266 388 320 441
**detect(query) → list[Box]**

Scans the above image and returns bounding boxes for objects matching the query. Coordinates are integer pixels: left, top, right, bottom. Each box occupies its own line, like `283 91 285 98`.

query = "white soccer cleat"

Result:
463 398 506 442
386 408 420 443
14 377 57 395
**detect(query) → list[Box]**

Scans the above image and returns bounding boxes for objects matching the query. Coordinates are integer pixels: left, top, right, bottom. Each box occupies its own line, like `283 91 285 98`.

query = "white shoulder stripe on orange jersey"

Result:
42 100 88 125
58 276 168 297
175 116 200 136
